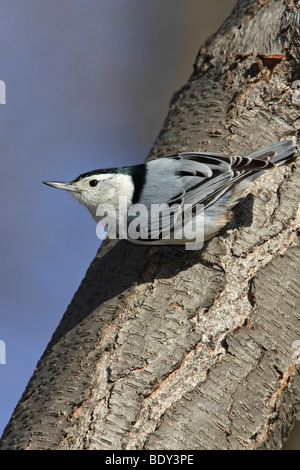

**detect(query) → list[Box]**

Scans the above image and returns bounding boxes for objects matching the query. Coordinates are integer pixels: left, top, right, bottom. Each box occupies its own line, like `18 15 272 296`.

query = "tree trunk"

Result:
1 0 299 450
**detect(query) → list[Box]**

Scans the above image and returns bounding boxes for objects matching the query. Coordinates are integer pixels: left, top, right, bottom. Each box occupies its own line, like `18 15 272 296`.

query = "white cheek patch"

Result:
100 174 135 205
98 176 117 200
75 173 135 217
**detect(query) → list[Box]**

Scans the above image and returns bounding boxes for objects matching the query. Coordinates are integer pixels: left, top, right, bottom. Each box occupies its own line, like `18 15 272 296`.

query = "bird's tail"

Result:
237 139 297 184
247 139 297 167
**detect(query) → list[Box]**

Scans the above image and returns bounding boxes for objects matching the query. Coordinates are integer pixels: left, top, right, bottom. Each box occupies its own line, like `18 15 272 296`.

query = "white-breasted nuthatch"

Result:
44 140 298 247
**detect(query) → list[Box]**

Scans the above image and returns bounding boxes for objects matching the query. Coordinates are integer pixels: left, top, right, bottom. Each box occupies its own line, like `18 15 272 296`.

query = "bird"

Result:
44 140 298 249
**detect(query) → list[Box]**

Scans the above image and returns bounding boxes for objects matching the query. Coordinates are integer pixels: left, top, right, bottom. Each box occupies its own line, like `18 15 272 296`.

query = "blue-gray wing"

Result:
167 152 234 209
162 147 285 209
133 152 234 240
129 143 294 240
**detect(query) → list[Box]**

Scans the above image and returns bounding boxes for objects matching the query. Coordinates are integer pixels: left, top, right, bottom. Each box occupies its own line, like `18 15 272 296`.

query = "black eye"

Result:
89 179 98 187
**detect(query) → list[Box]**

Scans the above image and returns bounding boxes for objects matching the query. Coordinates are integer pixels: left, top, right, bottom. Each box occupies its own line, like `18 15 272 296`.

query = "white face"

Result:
44 173 135 220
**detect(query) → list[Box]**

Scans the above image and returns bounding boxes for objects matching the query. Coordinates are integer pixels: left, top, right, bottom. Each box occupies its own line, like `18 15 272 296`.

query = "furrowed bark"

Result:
1 0 299 450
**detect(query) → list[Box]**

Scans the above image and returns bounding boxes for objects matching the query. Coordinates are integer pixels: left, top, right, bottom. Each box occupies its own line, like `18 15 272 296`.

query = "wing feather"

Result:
130 143 296 241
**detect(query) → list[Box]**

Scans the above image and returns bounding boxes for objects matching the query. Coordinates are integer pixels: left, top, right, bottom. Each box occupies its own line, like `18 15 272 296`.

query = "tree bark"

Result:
1 0 299 450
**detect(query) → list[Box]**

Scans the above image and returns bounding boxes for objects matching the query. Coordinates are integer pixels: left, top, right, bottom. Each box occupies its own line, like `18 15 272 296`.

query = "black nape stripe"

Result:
129 165 147 204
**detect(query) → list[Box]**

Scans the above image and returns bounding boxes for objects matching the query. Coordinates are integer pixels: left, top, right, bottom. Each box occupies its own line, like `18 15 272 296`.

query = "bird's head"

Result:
44 169 135 220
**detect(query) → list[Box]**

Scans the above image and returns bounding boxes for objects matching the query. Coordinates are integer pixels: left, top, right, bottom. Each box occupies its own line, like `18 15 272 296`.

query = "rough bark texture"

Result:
1 0 299 450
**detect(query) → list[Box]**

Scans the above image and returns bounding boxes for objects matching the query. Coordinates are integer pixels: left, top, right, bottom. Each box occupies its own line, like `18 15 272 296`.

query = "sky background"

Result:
0 0 298 448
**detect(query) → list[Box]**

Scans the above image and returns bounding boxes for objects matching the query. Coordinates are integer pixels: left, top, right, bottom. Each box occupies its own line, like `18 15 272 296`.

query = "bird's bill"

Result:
43 181 77 192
